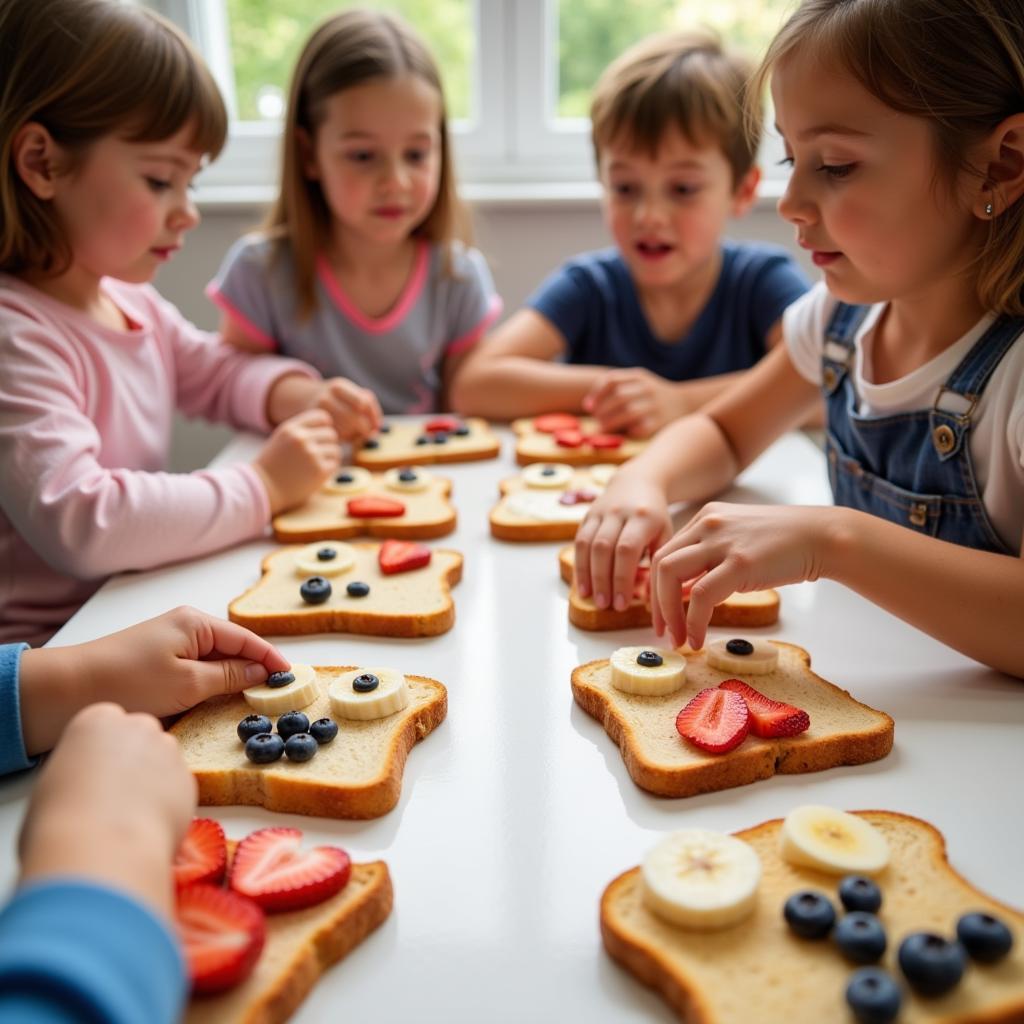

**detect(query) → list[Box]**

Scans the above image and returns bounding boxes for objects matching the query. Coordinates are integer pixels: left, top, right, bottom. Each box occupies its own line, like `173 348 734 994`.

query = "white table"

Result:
2 427 1022 1022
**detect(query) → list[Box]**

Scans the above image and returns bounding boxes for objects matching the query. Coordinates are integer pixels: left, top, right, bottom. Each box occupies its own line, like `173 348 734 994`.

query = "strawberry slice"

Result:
534 412 580 434
718 679 811 738
176 883 265 994
632 565 651 602
424 416 461 433
347 496 406 518
554 428 585 448
586 432 624 449
228 827 351 913
378 538 432 575
174 817 227 889
675 687 751 754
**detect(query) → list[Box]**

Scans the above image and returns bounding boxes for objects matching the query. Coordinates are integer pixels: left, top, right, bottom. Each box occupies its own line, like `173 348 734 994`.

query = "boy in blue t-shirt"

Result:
451 30 810 437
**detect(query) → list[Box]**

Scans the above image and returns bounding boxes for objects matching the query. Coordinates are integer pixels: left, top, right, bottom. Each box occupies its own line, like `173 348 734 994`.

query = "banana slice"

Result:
384 466 433 493
705 637 779 675
780 805 890 876
522 463 574 489
324 467 372 495
293 542 356 577
328 667 410 721
243 663 319 716
610 646 686 696
589 463 617 487
642 829 762 930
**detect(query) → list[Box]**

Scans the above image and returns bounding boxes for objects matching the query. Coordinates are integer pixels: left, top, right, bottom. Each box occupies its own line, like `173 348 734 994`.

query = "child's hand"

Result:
583 368 682 438
253 408 340 513
574 471 673 611
18 703 195 919
650 502 834 649
315 378 382 443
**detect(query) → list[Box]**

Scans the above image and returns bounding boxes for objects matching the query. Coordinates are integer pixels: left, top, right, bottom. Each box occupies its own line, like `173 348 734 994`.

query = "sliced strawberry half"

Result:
675 687 750 754
347 496 406 518
228 827 352 913
718 679 811 738
378 538 432 575
174 817 227 889
534 412 580 434
586 432 624 449
176 883 266 994
554 428 585 448
424 416 461 433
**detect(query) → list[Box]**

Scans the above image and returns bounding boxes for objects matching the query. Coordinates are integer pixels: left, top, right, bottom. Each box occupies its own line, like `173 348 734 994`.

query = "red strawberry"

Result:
718 679 811 738
632 565 651 602
424 416 461 433
347 496 406 518
378 538 432 575
554 428 585 448
586 432 624 449
228 827 352 913
534 412 580 434
176 883 265 994
174 817 227 889
675 687 751 754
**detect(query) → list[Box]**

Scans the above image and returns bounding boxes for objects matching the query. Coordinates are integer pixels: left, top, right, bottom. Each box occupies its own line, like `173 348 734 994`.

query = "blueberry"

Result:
346 580 370 597
379 422 391 433
957 911 1014 963
266 670 295 689
317 547 337 562
309 718 339 744
783 890 836 939
245 732 284 764
725 638 754 656
845 967 902 1024
835 912 887 963
415 435 430 446
432 432 448 444
898 932 967 996
839 875 883 913
454 425 470 436
335 471 354 484
284 732 318 762
398 468 418 482
353 672 379 693
541 465 557 476
636 650 663 667
363 438 380 449
300 576 332 604
277 710 310 740
237 714 272 741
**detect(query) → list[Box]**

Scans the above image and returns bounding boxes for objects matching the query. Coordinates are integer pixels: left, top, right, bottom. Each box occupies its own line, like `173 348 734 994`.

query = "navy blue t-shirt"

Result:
527 241 809 380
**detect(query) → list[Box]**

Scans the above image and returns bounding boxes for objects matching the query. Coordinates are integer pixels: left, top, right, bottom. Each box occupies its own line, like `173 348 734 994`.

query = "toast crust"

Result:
185 859 393 1024
171 669 447 818
601 812 1024 1024
512 416 647 466
489 467 610 541
353 417 500 469
571 642 893 798
228 542 463 638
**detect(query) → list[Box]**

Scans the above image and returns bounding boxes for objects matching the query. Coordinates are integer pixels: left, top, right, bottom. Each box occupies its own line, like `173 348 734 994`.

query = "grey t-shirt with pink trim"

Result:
207 235 502 413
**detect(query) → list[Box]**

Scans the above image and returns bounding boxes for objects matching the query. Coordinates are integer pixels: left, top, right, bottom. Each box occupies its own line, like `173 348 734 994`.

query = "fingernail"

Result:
596 592 607 609
613 593 627 611
578 583 590 597
244 663 268 685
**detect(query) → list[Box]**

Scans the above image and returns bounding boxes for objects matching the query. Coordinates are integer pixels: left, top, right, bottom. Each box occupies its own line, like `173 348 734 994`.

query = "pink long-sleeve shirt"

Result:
0 275 319 646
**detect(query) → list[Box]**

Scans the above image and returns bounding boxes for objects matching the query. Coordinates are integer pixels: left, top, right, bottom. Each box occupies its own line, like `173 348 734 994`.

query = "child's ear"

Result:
730 166 761 217
977 112 1024 219
12 122 62 199
295 126 319 180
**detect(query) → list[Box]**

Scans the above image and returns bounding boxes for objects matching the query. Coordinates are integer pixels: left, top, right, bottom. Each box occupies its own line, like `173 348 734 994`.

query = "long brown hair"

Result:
265 7 468 318
0 0 226 276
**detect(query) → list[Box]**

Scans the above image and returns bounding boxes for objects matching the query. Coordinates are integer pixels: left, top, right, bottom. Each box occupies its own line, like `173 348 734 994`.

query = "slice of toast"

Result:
490 465 613 541
353 417 500 469
185 849 392 1024
171 667 447 818
571 642 893 797
513 415 647 466
601 811 1024 1024
558 544 781 630
229 541 462 637
272 471 456 542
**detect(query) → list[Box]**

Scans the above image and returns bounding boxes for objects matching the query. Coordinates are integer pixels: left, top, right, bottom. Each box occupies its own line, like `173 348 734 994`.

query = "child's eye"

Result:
346 151 375 164
145 177 172 192
776 156 794 169
818 162 856 180
671 184 700 198
611 183 636 198
405 149 428 165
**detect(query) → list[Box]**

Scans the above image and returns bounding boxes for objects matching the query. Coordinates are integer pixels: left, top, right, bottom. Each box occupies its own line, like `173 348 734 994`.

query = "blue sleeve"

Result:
0 880 187 1024
206 234 280 350
0 643 37 776
526 261 591 356
749 252 810 346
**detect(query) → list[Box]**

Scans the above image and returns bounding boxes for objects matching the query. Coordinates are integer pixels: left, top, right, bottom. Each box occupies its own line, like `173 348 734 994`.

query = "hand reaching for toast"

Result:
583 367 684 438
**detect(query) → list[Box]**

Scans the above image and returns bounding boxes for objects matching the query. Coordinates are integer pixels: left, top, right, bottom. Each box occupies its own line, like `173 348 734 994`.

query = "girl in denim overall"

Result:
571 0 1024 679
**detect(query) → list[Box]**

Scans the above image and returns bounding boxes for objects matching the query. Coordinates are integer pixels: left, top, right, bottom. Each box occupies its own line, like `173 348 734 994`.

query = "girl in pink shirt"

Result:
0 0 358 645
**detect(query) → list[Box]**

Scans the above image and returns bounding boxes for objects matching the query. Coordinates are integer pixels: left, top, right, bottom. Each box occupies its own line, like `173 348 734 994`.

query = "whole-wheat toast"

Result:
601 811 1024 1024
228 541 462 638
513 415 648 466
171 667 447 818
571 642 893 797
558 544 781 630
490 465 614 541
353 416 500 469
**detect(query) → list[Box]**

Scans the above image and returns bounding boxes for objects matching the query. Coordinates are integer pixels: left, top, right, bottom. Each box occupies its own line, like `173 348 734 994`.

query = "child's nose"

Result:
381 156 410 191
634 194 668 228
169 193 200 232
777 176 813 226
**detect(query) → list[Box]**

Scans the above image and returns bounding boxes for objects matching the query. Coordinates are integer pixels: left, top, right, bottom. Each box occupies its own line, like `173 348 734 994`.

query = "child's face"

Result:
304 75 443 252
772 52 981 306
51 125 202 285
597 127 755 295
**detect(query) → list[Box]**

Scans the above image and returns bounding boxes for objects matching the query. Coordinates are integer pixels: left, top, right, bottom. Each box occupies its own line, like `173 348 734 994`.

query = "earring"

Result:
985 202 994 217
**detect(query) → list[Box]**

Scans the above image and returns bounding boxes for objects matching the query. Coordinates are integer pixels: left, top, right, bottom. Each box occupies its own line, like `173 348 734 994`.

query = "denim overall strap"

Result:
821 302 871 398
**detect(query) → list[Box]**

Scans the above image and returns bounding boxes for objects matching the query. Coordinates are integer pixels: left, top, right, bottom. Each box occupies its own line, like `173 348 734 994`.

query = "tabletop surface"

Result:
1 424 1021 1022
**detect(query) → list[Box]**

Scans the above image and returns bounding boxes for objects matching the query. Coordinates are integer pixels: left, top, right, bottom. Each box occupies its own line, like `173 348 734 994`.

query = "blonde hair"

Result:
590 29 759 188
0 0 226 277
753 0 1024 316
265 8 468 318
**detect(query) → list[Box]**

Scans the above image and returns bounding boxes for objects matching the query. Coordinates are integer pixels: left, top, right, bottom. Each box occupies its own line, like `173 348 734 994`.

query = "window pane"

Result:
226 0 473 122
557 0 790 118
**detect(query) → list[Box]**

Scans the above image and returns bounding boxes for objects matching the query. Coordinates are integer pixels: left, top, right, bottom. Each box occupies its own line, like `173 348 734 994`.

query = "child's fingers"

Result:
610 515 656 612
683 564 737 651
199 615 290 673
573 516 600 598
190 658 281 701
585 514 629 609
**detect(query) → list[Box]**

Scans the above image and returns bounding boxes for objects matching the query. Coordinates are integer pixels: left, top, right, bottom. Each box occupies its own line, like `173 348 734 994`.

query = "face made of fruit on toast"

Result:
571 639 894 798
272 465 456 543
353 415 500 470
490 462 619 541
558 544 781 631
512 412 647 466
228 540 462 638
171 663 447 818
601 807 1024 1024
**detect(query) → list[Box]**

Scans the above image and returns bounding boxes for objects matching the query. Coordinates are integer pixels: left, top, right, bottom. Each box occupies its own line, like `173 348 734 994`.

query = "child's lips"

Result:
635 240 675 261
811 250 842 267
373 206 406 219
150 245 180 261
